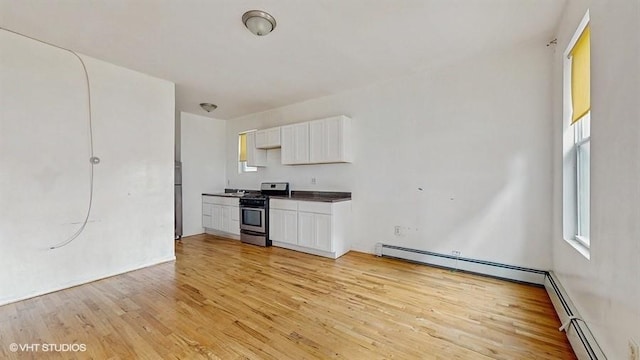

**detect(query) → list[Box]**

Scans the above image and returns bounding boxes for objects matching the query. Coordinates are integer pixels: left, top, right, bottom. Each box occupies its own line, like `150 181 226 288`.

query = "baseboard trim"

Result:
204 228 240 240
378 243 546 285
0 255 176 307
377 243 607 359
545 272 607 360
272 241 340 259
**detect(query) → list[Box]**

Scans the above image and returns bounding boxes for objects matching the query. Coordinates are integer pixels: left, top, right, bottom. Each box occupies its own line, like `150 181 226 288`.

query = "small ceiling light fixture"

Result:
242 10 277 36
200 103 217 112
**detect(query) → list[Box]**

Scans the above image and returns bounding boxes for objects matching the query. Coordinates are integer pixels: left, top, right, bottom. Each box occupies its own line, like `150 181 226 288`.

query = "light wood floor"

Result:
0 234 575 359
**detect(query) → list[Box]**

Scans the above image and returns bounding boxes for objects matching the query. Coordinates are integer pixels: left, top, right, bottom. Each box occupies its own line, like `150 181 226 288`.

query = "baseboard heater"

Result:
545 272 607 360
376 243 607 359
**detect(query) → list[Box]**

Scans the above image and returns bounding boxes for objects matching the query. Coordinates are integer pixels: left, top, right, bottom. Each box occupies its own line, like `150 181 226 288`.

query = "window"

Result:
575 114 590 246
239 132 257 173
563 10 590 255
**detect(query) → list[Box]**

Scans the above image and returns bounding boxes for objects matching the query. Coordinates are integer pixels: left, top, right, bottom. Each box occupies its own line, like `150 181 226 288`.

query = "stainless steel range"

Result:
239 182 289 247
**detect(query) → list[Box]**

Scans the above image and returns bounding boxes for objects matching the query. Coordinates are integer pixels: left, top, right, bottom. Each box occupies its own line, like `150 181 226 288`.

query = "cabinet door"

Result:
297 212 315 248
222 206 229 231
246 131 267 167
294 122 309 164
255 130 268 148
222 206 231 233
281 123 309 164
309 116 351 163
273 209 299 244
309 120 325 163
203 203 213 228
314 214 332 251
229 220 240 235
310 117 345 163
324 117 343 162
269 209 283 242
230 206 239 234
222 206 239 234
282 210 298 245
211 204 223 230
203 215 213 229
281 125 296 165
267 127 281 147
256 127 281 149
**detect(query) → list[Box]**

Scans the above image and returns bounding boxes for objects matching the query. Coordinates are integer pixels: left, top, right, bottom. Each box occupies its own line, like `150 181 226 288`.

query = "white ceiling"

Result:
0 1 565 120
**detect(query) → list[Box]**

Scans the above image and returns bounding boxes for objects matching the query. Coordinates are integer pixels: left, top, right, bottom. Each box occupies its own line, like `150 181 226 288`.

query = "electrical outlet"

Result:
311 177 317 185
452 250 461 257
629 339 639 360
394 226 401 236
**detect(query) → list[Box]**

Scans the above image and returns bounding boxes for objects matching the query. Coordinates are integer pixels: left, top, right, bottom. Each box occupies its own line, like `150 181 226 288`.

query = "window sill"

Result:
565 238 591 260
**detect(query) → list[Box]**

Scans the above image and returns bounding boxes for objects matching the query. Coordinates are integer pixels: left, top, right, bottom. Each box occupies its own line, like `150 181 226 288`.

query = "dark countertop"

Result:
202 192 245 198
203 190 351 202
270 191 351 203
203 189 259 198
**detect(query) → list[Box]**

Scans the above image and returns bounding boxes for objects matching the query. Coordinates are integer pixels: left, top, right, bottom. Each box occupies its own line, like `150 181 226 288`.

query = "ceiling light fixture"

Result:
242 10 276 36
200 103 217 112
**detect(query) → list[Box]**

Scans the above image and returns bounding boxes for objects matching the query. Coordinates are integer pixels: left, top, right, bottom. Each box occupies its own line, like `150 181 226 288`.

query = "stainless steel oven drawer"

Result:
241 231 269 247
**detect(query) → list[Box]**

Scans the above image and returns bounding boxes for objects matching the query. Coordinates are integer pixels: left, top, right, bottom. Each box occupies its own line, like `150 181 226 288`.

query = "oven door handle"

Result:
240 205 266 210
241 229 266 236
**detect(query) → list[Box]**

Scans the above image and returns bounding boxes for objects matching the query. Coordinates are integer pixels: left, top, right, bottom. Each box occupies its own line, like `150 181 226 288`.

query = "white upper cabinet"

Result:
245 131 267 167
281 122 310 165
309 115 352 164
281 115 351 165
255 127 281 149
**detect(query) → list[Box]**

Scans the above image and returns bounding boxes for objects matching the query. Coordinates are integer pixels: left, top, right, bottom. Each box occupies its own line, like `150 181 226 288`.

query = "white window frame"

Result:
238 132 257 173
574 114 590 248
562 10 590 259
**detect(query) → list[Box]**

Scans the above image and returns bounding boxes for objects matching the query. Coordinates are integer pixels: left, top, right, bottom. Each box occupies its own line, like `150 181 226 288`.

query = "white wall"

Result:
180 112 226 237
551 0 640 358
225 37 555 270
0 30 175 305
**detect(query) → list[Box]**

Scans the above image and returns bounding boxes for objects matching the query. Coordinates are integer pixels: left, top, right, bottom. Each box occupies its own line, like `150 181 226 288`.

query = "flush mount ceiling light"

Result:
242 10 276 36
200 103 217 112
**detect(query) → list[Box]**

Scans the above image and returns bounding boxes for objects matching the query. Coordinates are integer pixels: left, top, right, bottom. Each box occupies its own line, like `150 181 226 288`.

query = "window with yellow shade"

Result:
562 10 591 257
238 132 257 173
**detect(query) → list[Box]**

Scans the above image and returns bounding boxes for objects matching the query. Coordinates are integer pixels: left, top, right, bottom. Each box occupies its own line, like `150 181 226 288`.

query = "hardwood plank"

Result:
0 234 575 359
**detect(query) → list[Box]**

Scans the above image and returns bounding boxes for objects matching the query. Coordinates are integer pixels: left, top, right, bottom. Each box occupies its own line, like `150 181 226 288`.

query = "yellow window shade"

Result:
239 133 247 162
570 25 590 124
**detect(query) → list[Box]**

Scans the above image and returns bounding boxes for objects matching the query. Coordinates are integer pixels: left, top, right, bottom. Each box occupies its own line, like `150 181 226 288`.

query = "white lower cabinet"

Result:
269 208 298 245
211 204 223 230
314 213 332 251
269 198 351 258
203 203 213 228
297 212 314 248
202 196 240 237
222 206 240 234
297 212 332 252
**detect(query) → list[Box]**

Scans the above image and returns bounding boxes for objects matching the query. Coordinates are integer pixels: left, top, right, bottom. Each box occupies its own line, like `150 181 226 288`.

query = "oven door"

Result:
240 206 266 233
